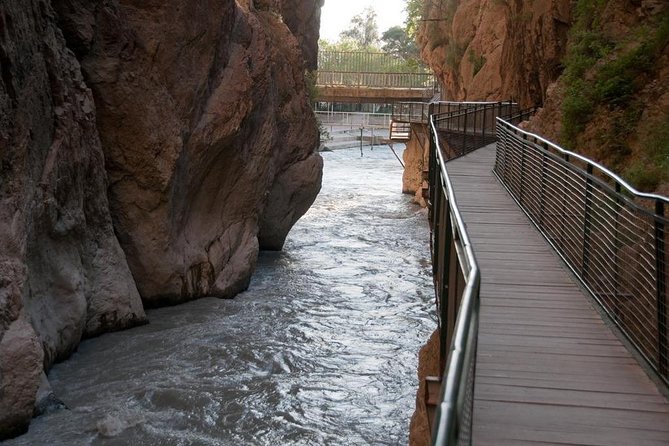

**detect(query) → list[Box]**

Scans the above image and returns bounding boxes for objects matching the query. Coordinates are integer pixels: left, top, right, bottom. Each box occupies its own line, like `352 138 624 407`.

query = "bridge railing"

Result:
495 119 669 384
432 101 522 159
427 111 481 445
316 71 436 89
318 51 416 73
314 111 392 129
391 101 510 125
392 101 432 124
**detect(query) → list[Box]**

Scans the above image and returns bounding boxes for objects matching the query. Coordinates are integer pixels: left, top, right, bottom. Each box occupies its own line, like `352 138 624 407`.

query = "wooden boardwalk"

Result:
446 144 669 445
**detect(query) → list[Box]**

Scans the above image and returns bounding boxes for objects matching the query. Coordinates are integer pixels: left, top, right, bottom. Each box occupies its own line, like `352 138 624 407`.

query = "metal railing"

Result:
432 101 520 160
314 111 392 129
392 101 432 124
316 71 436 89
427 112 481 445
391 101 510 125
495 119 669 384
318 51 422 73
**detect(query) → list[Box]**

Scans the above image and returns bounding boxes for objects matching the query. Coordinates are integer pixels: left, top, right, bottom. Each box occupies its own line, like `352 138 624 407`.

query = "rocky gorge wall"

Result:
417 0 570 107
0 0 322 438
416 0 668 193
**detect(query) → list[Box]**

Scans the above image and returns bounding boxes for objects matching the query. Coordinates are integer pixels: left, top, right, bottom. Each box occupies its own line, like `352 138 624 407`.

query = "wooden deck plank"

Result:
444 144 669 445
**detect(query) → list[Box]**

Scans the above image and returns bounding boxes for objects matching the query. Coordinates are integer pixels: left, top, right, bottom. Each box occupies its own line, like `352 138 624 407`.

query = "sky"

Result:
319 0 408 42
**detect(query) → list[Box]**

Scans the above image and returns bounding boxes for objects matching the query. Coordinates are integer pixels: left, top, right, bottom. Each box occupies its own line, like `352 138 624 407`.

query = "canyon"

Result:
0 0 323 438
413 0 668 193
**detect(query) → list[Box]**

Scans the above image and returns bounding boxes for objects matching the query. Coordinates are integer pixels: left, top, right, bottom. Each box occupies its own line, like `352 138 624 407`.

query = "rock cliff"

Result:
0 0 322 438
417 0 570 107
417 0 668 193
527 0 669 194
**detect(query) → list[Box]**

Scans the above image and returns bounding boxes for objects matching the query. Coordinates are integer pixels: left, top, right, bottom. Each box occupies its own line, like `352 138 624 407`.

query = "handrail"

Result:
495 118 669 384
427 112 481 445
316 71 437 89
431 101 519 159
496 119 669 204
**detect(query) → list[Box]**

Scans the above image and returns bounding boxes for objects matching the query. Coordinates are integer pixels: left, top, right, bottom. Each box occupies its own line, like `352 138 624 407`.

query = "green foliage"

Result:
624 115 669 191
445 40 465 70
339 7 379 48
404 0 423 39
468 49 486 76
304 70 319 104
381 26 419 63
560 0 669 190
318 121 331 144
561 1 669 150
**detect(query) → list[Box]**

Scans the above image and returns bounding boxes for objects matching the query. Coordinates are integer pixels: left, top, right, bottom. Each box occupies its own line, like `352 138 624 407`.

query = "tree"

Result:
381 26 419 62
339 7 379 48
405 0 424 39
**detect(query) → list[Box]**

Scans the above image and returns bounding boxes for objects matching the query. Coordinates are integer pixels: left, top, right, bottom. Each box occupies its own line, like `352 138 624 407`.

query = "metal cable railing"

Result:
391 101 510 125
392 101 432 124
495 118 669 384
427 111 481 445
432 101 520 160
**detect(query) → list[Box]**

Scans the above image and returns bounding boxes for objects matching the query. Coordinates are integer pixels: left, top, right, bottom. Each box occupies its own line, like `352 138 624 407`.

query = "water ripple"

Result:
7 146 435 446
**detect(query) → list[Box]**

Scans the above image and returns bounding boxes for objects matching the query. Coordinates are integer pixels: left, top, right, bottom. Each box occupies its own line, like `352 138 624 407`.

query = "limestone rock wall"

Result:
402 124 429 207
0 0 146 437
281 0 323 71
418 0 570 107
0 0 322 438
53 0 323 304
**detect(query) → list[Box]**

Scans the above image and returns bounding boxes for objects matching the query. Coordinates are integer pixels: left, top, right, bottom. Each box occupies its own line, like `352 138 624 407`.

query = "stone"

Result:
418 0 570 107
0 0 322 438
0 316 44 438
53 0 323 305
1 1 147 437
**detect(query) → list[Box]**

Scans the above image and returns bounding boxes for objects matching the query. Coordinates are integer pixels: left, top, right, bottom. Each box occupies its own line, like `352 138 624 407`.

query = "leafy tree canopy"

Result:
404 0 423 39
381 25 419 63
339 7 379 49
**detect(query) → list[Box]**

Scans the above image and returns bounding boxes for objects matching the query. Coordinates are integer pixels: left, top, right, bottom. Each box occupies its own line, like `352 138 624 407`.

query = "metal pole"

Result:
371 127 375 151
519 133 527 204
539 144 548 227
656 201 667 377
561 154 570 251
583 164 594 279
360 126 364 157
462 111 468 156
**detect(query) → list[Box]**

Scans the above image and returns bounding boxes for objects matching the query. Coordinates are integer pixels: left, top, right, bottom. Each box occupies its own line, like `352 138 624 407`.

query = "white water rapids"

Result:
7 146 436 446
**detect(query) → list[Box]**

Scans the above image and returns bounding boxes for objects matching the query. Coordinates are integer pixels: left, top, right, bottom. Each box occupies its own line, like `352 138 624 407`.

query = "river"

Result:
7 145 435 446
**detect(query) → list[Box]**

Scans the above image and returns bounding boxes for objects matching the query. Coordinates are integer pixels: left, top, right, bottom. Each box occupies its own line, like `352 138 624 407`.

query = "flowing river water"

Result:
7 146 436 446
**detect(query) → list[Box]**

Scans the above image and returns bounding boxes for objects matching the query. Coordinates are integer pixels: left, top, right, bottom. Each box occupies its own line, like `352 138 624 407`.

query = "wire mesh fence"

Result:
495 119 669 384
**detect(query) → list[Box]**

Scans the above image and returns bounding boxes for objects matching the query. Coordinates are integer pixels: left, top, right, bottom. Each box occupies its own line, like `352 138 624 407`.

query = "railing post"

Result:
656 201 667 377
613 182 622 322
462 110 468 156
473 105 479 148
441 203 454 372
482 104 487 142
539 143 548 228
561 153 570 251
519 133 527 204
582 164 594 279
502 121 511 183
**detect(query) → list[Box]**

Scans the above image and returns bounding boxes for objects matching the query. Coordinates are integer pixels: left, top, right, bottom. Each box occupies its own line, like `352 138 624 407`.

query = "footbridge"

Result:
315 51 437 103
404 101 669 444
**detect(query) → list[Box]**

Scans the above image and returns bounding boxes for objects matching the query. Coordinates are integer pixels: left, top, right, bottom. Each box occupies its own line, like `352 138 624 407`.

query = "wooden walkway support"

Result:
446 144 669 444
